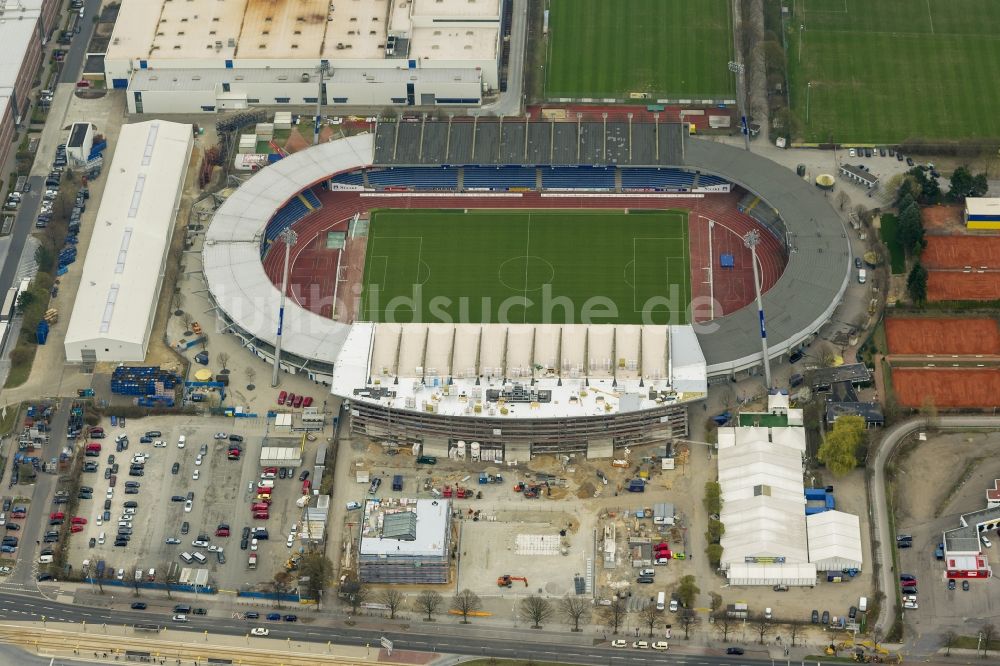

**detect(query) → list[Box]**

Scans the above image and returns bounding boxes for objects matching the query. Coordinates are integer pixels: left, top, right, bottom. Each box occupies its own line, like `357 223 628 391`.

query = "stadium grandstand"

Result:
204 119 850 455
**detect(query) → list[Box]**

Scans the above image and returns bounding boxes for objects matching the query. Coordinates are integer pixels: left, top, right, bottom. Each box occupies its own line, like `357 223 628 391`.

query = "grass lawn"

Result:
788 0 1000 142
544 0 734 100
360 209 692 325
878 213 906 274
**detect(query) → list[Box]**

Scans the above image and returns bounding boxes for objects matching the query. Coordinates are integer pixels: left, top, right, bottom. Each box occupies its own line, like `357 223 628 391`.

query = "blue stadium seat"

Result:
301 188 321 209
367 167 457 190
330 170 365 186
541 166 615 190
260 197 310 257
464 166 536 190
697 174 729 188
620 168 696 191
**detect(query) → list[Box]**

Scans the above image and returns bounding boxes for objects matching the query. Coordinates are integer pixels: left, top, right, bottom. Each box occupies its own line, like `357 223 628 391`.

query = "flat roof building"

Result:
64 121 193 364
358 498 451 584
965 198 1000 231
105 0 502 112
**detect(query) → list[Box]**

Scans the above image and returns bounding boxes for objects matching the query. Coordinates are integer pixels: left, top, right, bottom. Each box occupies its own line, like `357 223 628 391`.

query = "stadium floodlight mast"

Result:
727 61 751 152
271 227 299 388
313 60 331 146
744 230 772 388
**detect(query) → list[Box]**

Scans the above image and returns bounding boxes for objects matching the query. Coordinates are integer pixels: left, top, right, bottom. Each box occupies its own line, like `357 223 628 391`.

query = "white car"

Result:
651 642 669 651
286 534 295 548
250 538 258 551
172 614 188 622
195 455 203 466
982 535 993 549
610 640 627 648
250 627 269 636
154 440 167 448
116 568 125 580
903 600 918 609
632 641 649 649
96 515 103 526
184 500 193 513
123 507 136 516
0 566 11 575
177 435 186 449
192 470 200 481
669 599 679 612
106 488 114 499
848 148 856 157
346 501 363 511
214 432 227 440
192 539 209 548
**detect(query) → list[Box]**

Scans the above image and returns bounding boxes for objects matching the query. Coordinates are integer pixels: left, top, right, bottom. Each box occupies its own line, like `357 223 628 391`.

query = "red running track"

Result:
261 189 787 323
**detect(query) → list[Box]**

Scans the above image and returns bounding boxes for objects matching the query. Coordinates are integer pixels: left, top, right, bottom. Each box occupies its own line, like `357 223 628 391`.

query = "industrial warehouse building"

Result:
105 0 503 114
64 121 193 364
358 499 451 584
965 198 1000 231
718 395 863 586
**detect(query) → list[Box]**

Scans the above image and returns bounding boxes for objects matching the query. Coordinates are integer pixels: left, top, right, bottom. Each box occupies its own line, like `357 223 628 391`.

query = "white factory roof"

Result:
718 426 809 569
359 498 450 558
806 510 863 571
203 133 374 366
966 198 1000 216
331 322 707 420
65 121 193 357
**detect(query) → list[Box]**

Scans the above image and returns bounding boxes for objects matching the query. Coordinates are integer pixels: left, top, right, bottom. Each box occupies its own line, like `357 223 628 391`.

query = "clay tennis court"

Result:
920 205 964 233
928 272 1000 301
885 317 1000 355
893 368 1000 408
922 236 1000 269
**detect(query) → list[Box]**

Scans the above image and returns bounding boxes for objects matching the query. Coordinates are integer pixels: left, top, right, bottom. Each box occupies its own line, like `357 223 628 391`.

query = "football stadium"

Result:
204 117 850 457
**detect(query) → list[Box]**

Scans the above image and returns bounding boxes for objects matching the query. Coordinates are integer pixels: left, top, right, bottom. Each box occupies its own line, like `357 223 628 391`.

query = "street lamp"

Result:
271 227 298 387
727 61 750 151
806 82 812 125
744 230 772 388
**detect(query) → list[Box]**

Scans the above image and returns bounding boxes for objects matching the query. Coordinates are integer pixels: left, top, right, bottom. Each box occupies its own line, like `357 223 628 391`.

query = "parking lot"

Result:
63 415 324 596
894 430 1000 639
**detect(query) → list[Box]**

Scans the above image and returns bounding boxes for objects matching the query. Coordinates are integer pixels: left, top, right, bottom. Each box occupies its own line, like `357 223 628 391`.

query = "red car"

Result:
216 528 230 537
302 396 313 408
301 480 312 495
253 512 270 520
50 512 65 520
71 517 87 525
277 390 287 405
292 394 304 408
286 393 296 407
70 525 84 533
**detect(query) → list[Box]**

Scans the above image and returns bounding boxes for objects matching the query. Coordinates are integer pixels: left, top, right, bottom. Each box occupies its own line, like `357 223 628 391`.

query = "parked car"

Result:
726 648 745 655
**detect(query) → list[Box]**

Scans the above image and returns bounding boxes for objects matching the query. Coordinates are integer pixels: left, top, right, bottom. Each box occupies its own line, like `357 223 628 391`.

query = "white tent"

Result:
725 562 817 587
807 511 863 572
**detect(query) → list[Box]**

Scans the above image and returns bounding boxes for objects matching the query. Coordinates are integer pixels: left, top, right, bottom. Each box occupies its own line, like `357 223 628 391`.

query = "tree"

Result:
709 592 723 614
817 415 866 476
415 590 443 621
897 202 925 256
948 166 975 201
558 595 591 632
942 630 958 656
217 352 230 371
712 612 735 642
787 620 804 647
906 261 928 306
518 595 553 629
272 571 292 609
341 578 368 613
638 602 662 638
678 610 699 639
245 366 257 385
706 519 725 543
703 482 722 515
836 190 850 211
451 589 482 624
971 173 989 197
675 575 700 609
377 589 406 619
297 553 333 609
752 612 773 644
599 597 628 634
181 311 193 332
981 623 996 657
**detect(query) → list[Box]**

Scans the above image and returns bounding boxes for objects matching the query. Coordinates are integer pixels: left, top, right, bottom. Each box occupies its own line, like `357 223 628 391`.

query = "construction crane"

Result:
497 574 528 588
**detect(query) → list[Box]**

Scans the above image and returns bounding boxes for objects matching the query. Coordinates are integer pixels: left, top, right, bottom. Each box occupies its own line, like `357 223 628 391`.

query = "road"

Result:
479 0 526 116
0 0 101 299
0 588 826 666
869 416 1000 638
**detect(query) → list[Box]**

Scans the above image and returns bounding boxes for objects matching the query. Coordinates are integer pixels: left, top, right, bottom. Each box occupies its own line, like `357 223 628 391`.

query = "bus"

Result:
0 287 18 322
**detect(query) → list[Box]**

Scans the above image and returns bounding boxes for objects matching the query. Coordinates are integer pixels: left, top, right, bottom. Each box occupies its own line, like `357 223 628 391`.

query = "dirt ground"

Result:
892 367 1000 408
920 205 965 234
893 430 1000 650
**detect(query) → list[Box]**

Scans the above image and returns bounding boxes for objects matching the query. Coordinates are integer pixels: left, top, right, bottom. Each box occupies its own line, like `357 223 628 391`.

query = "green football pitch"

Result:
360 209 692 325
789 0 1000 142
543 0 735 100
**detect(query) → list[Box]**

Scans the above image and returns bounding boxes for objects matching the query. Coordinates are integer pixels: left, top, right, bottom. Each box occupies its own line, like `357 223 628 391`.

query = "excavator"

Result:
497 574 528 588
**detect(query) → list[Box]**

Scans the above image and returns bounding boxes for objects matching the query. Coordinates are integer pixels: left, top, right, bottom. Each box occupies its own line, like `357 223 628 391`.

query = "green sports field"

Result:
360 209 691 325
543 0 735 100
789 0 1000 142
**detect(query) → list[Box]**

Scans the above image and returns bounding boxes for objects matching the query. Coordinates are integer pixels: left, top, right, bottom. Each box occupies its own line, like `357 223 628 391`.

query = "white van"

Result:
180 552 194 563
858 269 867 284
177 435 186 448
258 479 275 489
859 596 868 612
192 552 208 564
38 554 53 564
97 532 106 545
656 591 666 611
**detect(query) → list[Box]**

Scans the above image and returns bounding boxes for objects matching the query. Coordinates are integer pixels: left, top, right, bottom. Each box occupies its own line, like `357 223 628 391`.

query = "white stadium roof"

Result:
65 121 193 362
203 134 374 366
